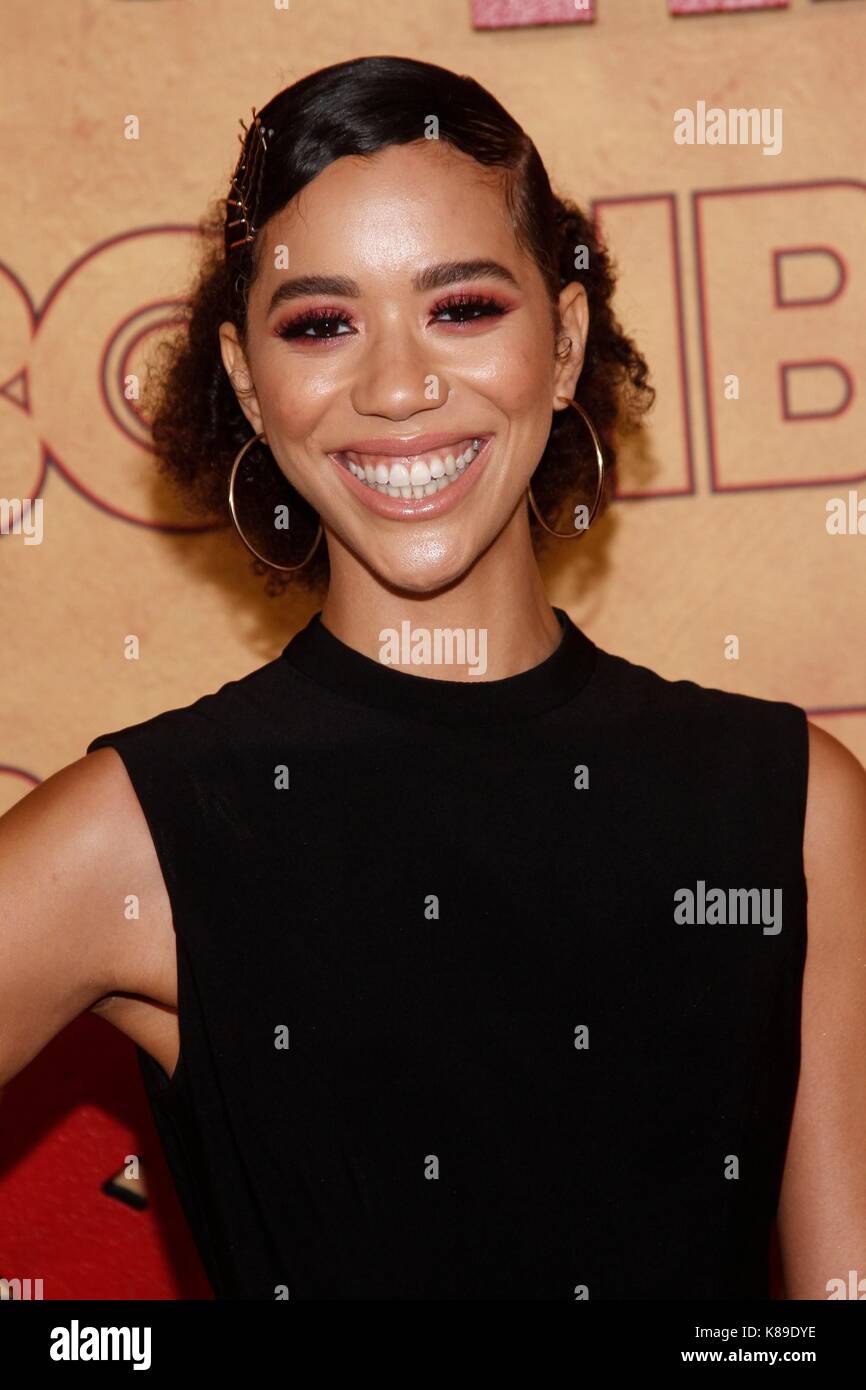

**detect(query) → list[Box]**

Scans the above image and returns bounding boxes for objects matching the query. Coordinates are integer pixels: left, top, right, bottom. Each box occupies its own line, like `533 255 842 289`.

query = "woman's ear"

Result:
218 321 264 433
552 281 590 409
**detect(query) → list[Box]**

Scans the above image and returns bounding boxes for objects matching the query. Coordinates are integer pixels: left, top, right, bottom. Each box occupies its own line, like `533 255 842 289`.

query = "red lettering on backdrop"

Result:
693 181 864 491
470 0 593 29
593 195 694 498
8 227 214 529
669 0 787 14
0 264 43 504
775 247 852 424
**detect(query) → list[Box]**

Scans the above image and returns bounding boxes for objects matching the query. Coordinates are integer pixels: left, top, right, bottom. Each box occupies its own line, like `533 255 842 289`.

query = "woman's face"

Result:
220 139 587 593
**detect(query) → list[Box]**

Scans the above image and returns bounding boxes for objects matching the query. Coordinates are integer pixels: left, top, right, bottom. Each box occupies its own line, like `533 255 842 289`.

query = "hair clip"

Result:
225 107 274 255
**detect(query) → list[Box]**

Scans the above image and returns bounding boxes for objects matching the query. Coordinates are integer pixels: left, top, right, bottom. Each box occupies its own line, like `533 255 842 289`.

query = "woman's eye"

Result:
433 295 507 325
276 312 354 341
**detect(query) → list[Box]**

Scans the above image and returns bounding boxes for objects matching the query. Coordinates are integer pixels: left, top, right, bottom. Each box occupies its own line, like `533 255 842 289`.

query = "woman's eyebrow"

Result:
266 259 520 316
413 259 520 293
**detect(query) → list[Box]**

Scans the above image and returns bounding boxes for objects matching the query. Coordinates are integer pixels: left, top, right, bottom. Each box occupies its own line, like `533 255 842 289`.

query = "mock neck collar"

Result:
281 606 597 728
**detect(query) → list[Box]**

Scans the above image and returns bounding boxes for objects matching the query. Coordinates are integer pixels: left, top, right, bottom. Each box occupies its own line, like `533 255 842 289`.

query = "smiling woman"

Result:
144 55 653 596
3 53 866 1306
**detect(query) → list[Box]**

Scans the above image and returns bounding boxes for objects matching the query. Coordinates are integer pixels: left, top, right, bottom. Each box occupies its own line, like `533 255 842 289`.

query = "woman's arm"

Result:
0 750 169 1089
777 722 866 1298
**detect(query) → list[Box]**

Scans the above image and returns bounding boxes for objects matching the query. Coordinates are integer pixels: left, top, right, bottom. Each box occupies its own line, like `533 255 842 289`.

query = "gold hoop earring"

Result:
526 397 605 540
228 431 323 572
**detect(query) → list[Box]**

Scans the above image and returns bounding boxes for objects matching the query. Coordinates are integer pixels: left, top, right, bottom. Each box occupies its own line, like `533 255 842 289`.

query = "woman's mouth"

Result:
341 436 481 496
328 435 493 520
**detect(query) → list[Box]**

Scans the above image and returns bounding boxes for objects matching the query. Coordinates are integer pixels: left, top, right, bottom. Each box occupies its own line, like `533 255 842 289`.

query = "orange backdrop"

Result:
0 0 863 1298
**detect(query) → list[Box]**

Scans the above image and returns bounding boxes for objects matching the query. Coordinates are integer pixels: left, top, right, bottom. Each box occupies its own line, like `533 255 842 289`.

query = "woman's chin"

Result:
366 544 479 597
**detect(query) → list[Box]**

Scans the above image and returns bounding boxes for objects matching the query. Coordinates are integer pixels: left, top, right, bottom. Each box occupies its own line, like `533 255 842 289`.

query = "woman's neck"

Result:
319 513 562 683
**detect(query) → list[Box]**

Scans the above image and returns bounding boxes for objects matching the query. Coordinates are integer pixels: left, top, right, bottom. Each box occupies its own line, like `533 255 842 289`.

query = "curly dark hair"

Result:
145 55 655 596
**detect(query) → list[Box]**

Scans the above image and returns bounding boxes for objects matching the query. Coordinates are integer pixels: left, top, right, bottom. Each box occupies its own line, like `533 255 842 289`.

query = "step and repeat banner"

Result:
0 0 863 1299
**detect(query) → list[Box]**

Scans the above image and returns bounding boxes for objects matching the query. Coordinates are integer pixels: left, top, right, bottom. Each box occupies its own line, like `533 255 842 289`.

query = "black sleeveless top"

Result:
86 607 808 1300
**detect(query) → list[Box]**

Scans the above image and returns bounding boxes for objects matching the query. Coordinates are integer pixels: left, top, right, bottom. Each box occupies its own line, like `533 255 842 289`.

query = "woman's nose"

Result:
349 324 447 420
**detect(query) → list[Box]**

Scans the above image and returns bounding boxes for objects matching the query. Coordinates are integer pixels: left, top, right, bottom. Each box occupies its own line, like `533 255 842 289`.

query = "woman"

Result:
1 56 864 1301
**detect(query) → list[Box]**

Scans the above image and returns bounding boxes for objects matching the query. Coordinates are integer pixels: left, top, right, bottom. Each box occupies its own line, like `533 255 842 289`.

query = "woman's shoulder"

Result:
80 652 304 874
84 647 295 761
589 639 866 851
588 640 808 745
803 720 866 852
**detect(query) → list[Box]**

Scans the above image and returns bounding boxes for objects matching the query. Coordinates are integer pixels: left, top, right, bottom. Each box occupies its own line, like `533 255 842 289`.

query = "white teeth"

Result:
341 437 483 497
409 460 431 486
